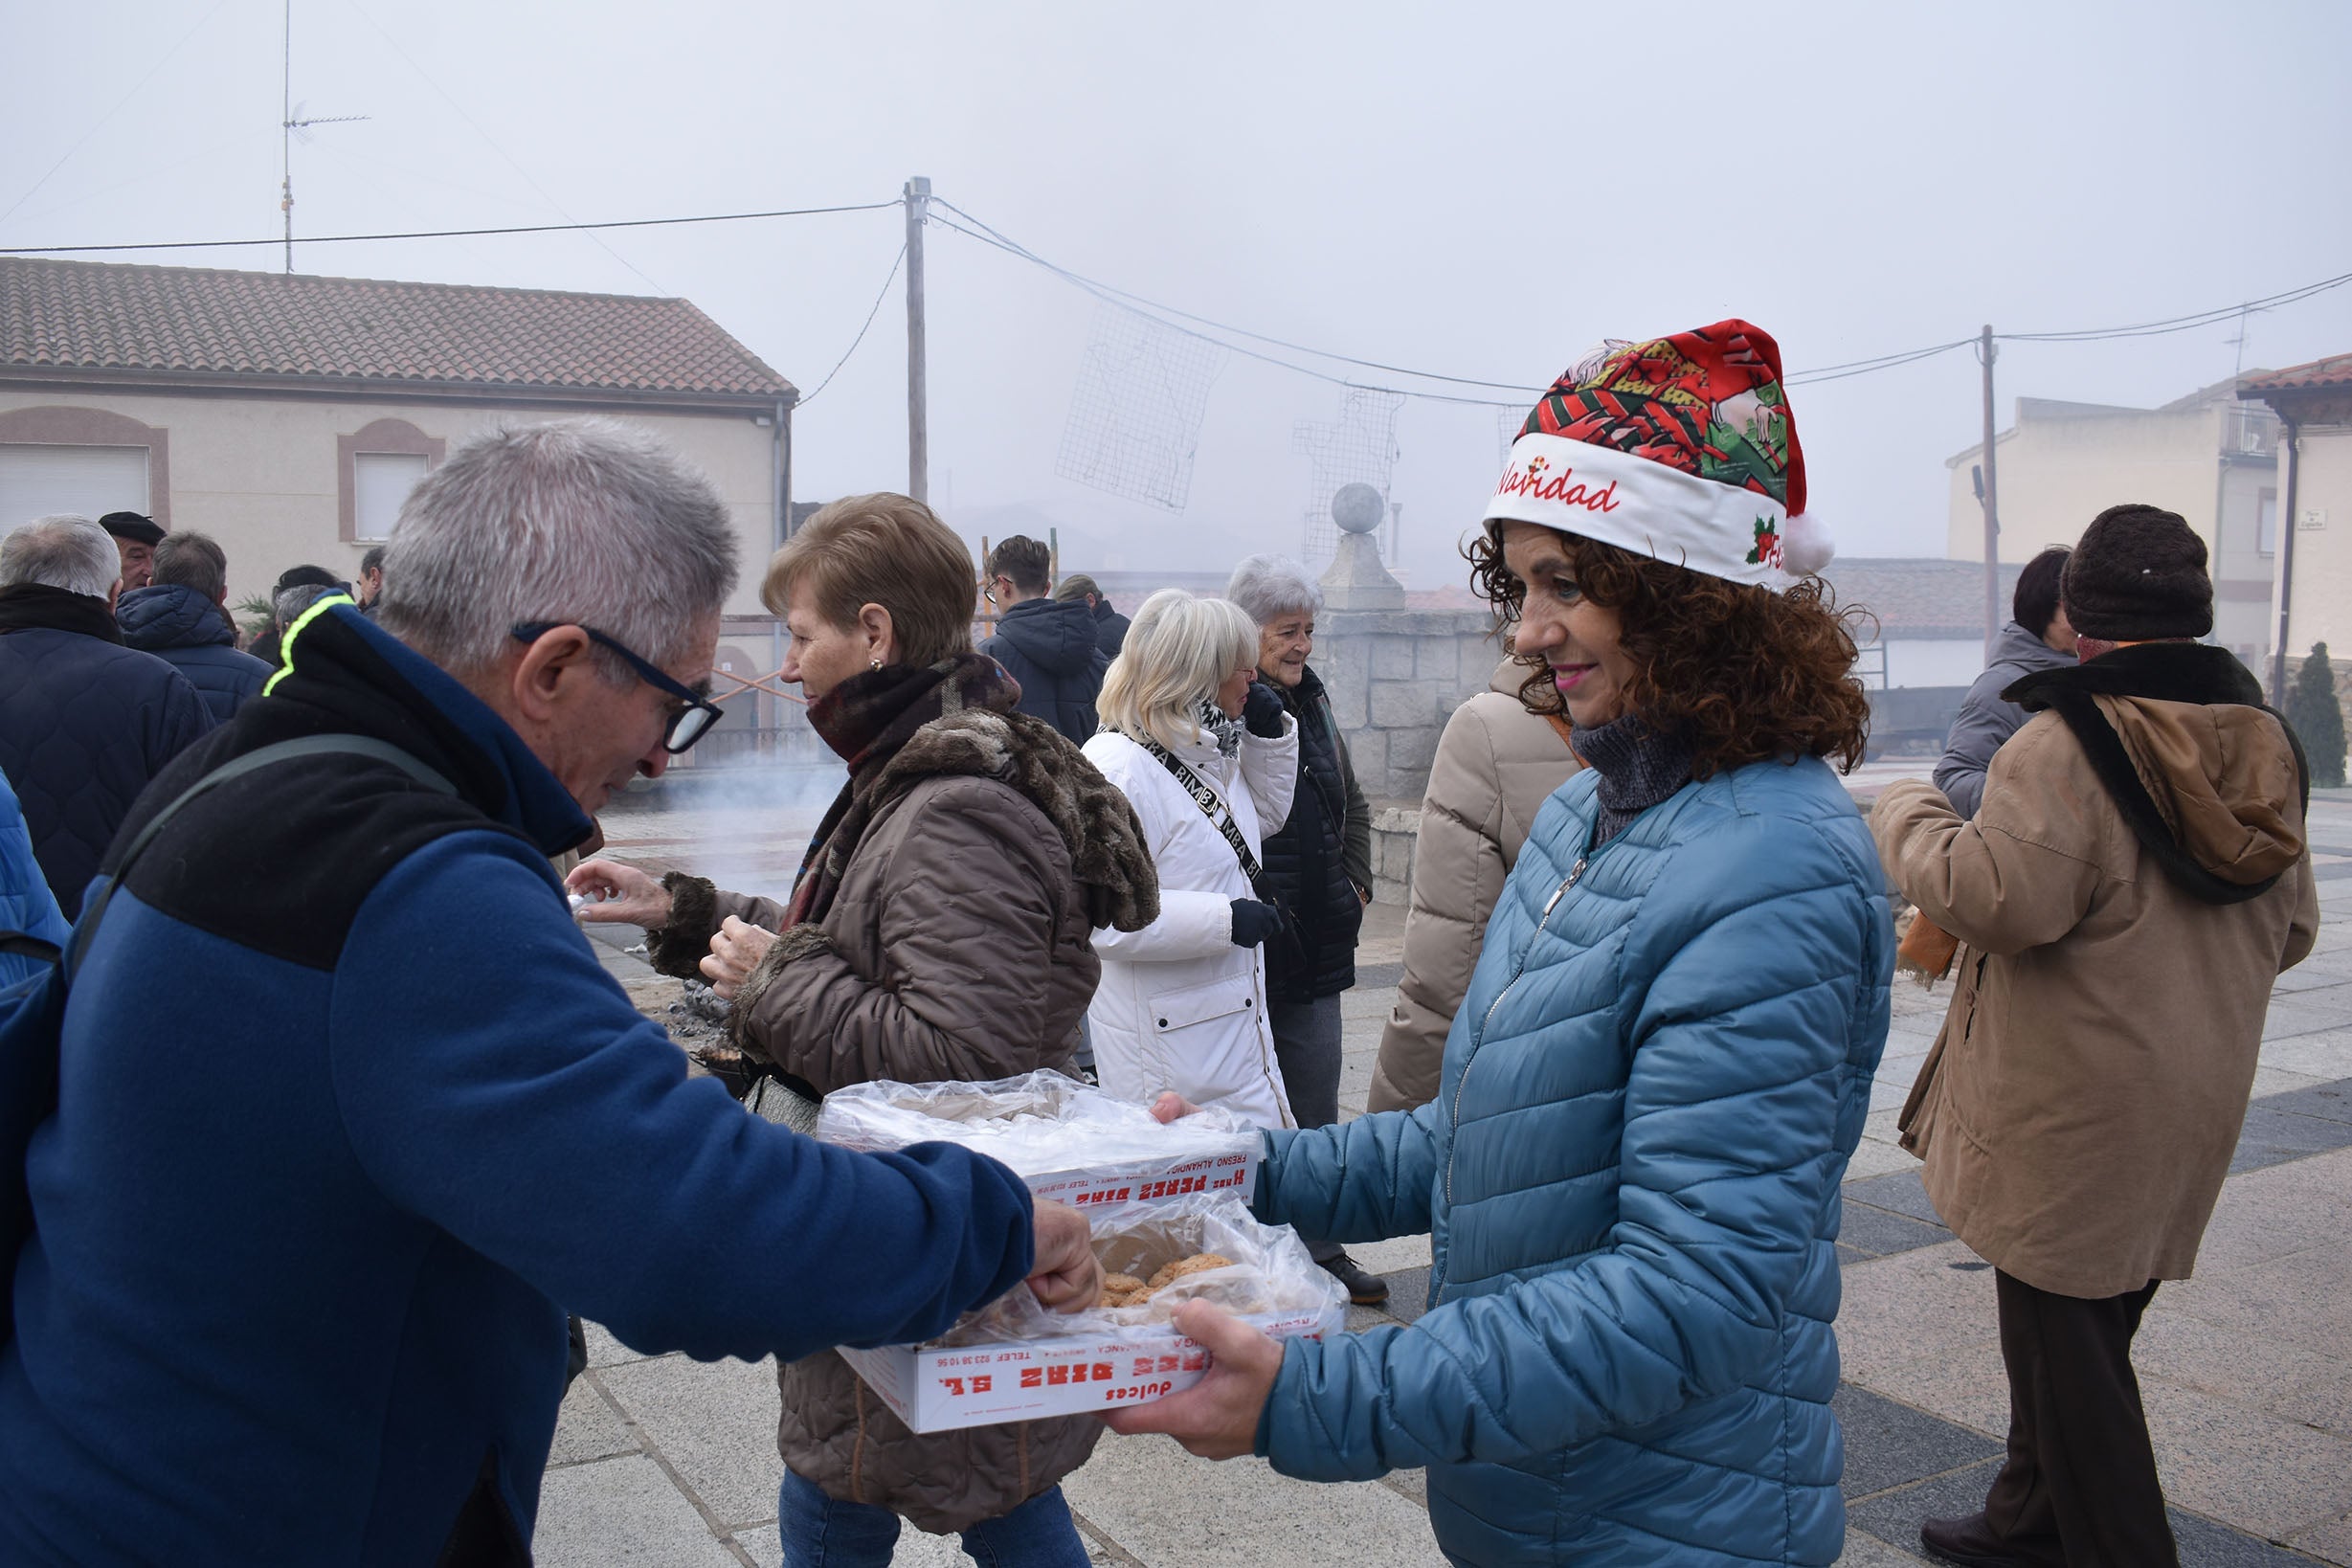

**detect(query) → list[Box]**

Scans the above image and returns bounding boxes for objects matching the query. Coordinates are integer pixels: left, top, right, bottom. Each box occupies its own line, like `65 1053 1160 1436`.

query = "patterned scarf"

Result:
784 652 1021 929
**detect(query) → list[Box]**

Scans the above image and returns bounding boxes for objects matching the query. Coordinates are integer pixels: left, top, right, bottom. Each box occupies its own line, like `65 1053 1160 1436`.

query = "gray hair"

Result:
1225 554 1323 626
0 515 119 598
274 582 340 630
152 530 229 602
375 419 738 677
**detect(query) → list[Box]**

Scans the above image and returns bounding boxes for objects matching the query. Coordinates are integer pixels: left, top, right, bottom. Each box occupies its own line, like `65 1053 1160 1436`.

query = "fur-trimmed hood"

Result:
862 706 1159 933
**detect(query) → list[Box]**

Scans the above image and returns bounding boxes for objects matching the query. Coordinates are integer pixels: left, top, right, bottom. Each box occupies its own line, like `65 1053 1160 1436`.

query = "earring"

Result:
869 657 883 670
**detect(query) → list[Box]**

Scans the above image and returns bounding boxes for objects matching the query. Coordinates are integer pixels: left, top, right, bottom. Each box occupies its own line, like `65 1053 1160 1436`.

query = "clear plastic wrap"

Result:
815 1069 1262 1209
838 1194 1348 1432
940 1192 1345 1345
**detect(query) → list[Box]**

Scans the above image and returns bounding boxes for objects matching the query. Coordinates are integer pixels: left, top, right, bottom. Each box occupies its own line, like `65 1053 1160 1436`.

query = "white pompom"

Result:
1781 510 1835 576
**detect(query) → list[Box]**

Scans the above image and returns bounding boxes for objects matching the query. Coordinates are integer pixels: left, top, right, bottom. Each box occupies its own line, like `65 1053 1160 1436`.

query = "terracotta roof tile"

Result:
0 256 793 398
2240 352 2352 395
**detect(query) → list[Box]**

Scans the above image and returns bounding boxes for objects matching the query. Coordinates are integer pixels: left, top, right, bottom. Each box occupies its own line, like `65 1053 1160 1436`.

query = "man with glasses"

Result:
0 421 1099 1566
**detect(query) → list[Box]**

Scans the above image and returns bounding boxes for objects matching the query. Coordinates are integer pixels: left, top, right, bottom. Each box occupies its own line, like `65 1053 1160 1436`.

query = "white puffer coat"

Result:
1084 717 1300 1129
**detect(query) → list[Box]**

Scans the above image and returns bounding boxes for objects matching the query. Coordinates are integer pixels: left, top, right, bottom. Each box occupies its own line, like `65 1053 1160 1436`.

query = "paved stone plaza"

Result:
539 779 2352 1566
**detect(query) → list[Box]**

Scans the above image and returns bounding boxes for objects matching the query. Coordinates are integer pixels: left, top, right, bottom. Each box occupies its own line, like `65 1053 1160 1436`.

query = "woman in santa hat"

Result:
1110 322 1895 1568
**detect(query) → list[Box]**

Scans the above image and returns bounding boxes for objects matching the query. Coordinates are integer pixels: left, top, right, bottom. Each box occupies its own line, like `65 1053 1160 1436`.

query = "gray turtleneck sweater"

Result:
1571 713 1695 847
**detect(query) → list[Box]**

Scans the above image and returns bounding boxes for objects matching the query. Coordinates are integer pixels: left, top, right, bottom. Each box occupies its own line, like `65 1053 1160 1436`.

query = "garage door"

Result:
0 443 151 531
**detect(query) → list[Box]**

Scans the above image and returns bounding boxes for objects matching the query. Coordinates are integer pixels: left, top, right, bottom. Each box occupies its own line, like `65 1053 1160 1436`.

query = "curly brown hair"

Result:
1466 524 1876 777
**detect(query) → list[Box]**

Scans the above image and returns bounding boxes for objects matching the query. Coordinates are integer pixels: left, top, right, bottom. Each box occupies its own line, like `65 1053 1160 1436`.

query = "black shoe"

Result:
1919 1513 2027 1568
1321 1251 1389 1306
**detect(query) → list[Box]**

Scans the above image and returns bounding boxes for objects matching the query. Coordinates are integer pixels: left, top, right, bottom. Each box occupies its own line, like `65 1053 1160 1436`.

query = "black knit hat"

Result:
98 510 164 547
2062 504 2212 640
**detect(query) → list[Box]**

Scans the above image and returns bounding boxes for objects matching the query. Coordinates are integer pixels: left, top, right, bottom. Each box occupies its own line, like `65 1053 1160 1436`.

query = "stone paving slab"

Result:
540 793 2352 1567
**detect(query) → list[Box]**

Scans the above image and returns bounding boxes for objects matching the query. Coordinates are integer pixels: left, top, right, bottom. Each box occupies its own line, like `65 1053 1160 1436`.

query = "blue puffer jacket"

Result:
116 584 274 726
1255 755 1892 1566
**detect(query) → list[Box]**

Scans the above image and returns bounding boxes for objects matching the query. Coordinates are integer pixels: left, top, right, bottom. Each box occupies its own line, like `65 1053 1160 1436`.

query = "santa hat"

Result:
1485 320 1831 590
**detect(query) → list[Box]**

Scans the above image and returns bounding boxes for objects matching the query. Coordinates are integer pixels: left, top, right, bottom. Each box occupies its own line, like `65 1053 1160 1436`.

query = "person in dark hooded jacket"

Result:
1053 573 1130 657
978 536 1109 745
115 531 274 725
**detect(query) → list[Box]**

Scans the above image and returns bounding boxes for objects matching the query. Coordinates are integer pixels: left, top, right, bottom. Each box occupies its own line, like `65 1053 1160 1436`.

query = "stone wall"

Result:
1309 604 1507 907
1312 606 1503 802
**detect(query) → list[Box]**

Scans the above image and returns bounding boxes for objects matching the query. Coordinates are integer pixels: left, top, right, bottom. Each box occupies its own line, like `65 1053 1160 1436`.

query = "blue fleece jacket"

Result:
0 604 1039 1566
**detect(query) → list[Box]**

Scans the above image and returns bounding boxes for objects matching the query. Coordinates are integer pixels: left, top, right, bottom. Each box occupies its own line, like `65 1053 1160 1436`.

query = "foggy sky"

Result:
7 0 2350 589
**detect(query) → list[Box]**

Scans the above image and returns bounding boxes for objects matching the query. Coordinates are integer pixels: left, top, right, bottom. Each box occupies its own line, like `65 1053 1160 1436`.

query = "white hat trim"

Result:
1485 432 1810 591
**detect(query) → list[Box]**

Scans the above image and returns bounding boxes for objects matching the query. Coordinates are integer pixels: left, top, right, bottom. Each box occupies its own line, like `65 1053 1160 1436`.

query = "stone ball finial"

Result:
1332 482 1385 535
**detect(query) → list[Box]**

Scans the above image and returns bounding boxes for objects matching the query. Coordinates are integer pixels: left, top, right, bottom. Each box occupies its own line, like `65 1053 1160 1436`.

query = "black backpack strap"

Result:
68 735 457 980
0 933 61 966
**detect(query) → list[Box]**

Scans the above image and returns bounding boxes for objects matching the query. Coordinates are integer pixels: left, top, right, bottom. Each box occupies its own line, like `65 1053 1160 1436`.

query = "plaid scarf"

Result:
784 652 1020 929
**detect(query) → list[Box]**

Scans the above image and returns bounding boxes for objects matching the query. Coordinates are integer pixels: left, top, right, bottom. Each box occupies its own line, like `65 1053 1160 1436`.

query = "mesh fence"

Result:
1293 388 1405 563
1056 304 1225 512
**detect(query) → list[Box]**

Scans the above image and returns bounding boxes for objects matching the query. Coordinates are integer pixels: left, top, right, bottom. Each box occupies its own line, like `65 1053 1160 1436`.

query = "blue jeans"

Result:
776 1468 1092 1567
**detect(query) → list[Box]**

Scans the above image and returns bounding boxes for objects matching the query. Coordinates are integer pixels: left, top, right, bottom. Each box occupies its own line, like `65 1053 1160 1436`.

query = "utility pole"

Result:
1978 325 2003 662
905 176 930 504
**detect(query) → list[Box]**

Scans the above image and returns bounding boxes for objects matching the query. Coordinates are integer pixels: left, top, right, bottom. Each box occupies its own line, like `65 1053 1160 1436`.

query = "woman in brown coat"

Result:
570 493 1157 1565
1365 654 1582 1113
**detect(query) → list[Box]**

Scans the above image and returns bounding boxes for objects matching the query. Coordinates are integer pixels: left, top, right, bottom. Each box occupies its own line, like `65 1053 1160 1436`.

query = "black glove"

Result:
1229 898 1284 949
1242 680 1288 739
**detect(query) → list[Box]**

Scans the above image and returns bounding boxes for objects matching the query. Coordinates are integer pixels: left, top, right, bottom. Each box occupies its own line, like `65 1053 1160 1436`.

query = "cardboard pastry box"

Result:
839 1195 1346 1433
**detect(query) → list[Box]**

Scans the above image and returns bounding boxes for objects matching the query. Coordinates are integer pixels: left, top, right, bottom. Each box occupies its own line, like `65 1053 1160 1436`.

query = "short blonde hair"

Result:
761 493 975 668
1097 590 1256 750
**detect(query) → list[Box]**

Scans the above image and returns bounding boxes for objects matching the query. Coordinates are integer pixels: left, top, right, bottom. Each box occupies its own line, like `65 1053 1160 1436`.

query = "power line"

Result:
927 209 1533 408
2000 268 2352 343
0 200 902 257
796 243 907 407
0 0 237 227
933 197 1547 394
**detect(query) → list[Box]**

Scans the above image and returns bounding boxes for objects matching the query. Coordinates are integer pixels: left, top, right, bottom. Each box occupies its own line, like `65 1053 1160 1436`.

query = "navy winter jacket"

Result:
0 604 1039 1566
1091 598 1131 658
116 583 274 725
0 584 213 918
980 595 1109 745
1254 755 1893 1565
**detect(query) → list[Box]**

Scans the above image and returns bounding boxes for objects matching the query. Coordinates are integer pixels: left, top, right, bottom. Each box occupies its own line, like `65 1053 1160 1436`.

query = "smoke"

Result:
601 760 847 907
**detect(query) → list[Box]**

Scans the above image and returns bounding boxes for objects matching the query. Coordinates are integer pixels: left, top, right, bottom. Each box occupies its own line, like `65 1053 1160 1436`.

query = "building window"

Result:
0 406 170 526
0 443 149 523
354 452 429 541
339 418 445 543
2257 487 2278 556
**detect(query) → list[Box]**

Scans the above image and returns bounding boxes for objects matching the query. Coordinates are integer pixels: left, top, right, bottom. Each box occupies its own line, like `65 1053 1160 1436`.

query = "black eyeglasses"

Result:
510 622 725 754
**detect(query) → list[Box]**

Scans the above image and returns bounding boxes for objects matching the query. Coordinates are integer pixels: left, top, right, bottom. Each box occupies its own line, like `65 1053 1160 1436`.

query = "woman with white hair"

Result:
1222 554 1383 1305
1083 591 1300 1128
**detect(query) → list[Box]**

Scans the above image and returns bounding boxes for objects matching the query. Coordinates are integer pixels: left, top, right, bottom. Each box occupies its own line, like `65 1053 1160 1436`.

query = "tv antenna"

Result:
280 0 369 273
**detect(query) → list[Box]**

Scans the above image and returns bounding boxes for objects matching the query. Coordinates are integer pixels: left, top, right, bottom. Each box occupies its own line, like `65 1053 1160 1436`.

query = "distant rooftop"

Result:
0 255 792 402
2240 351 2352 397
1818 556 2025 641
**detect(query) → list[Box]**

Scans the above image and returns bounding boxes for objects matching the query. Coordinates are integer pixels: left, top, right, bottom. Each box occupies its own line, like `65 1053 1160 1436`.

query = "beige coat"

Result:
1366 660 1582 1113
1871 694 2318 1299
650 708 1157 1533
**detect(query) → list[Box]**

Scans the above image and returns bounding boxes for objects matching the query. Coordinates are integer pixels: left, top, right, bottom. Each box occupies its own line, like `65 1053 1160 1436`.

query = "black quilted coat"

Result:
1259 666 1370 1002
